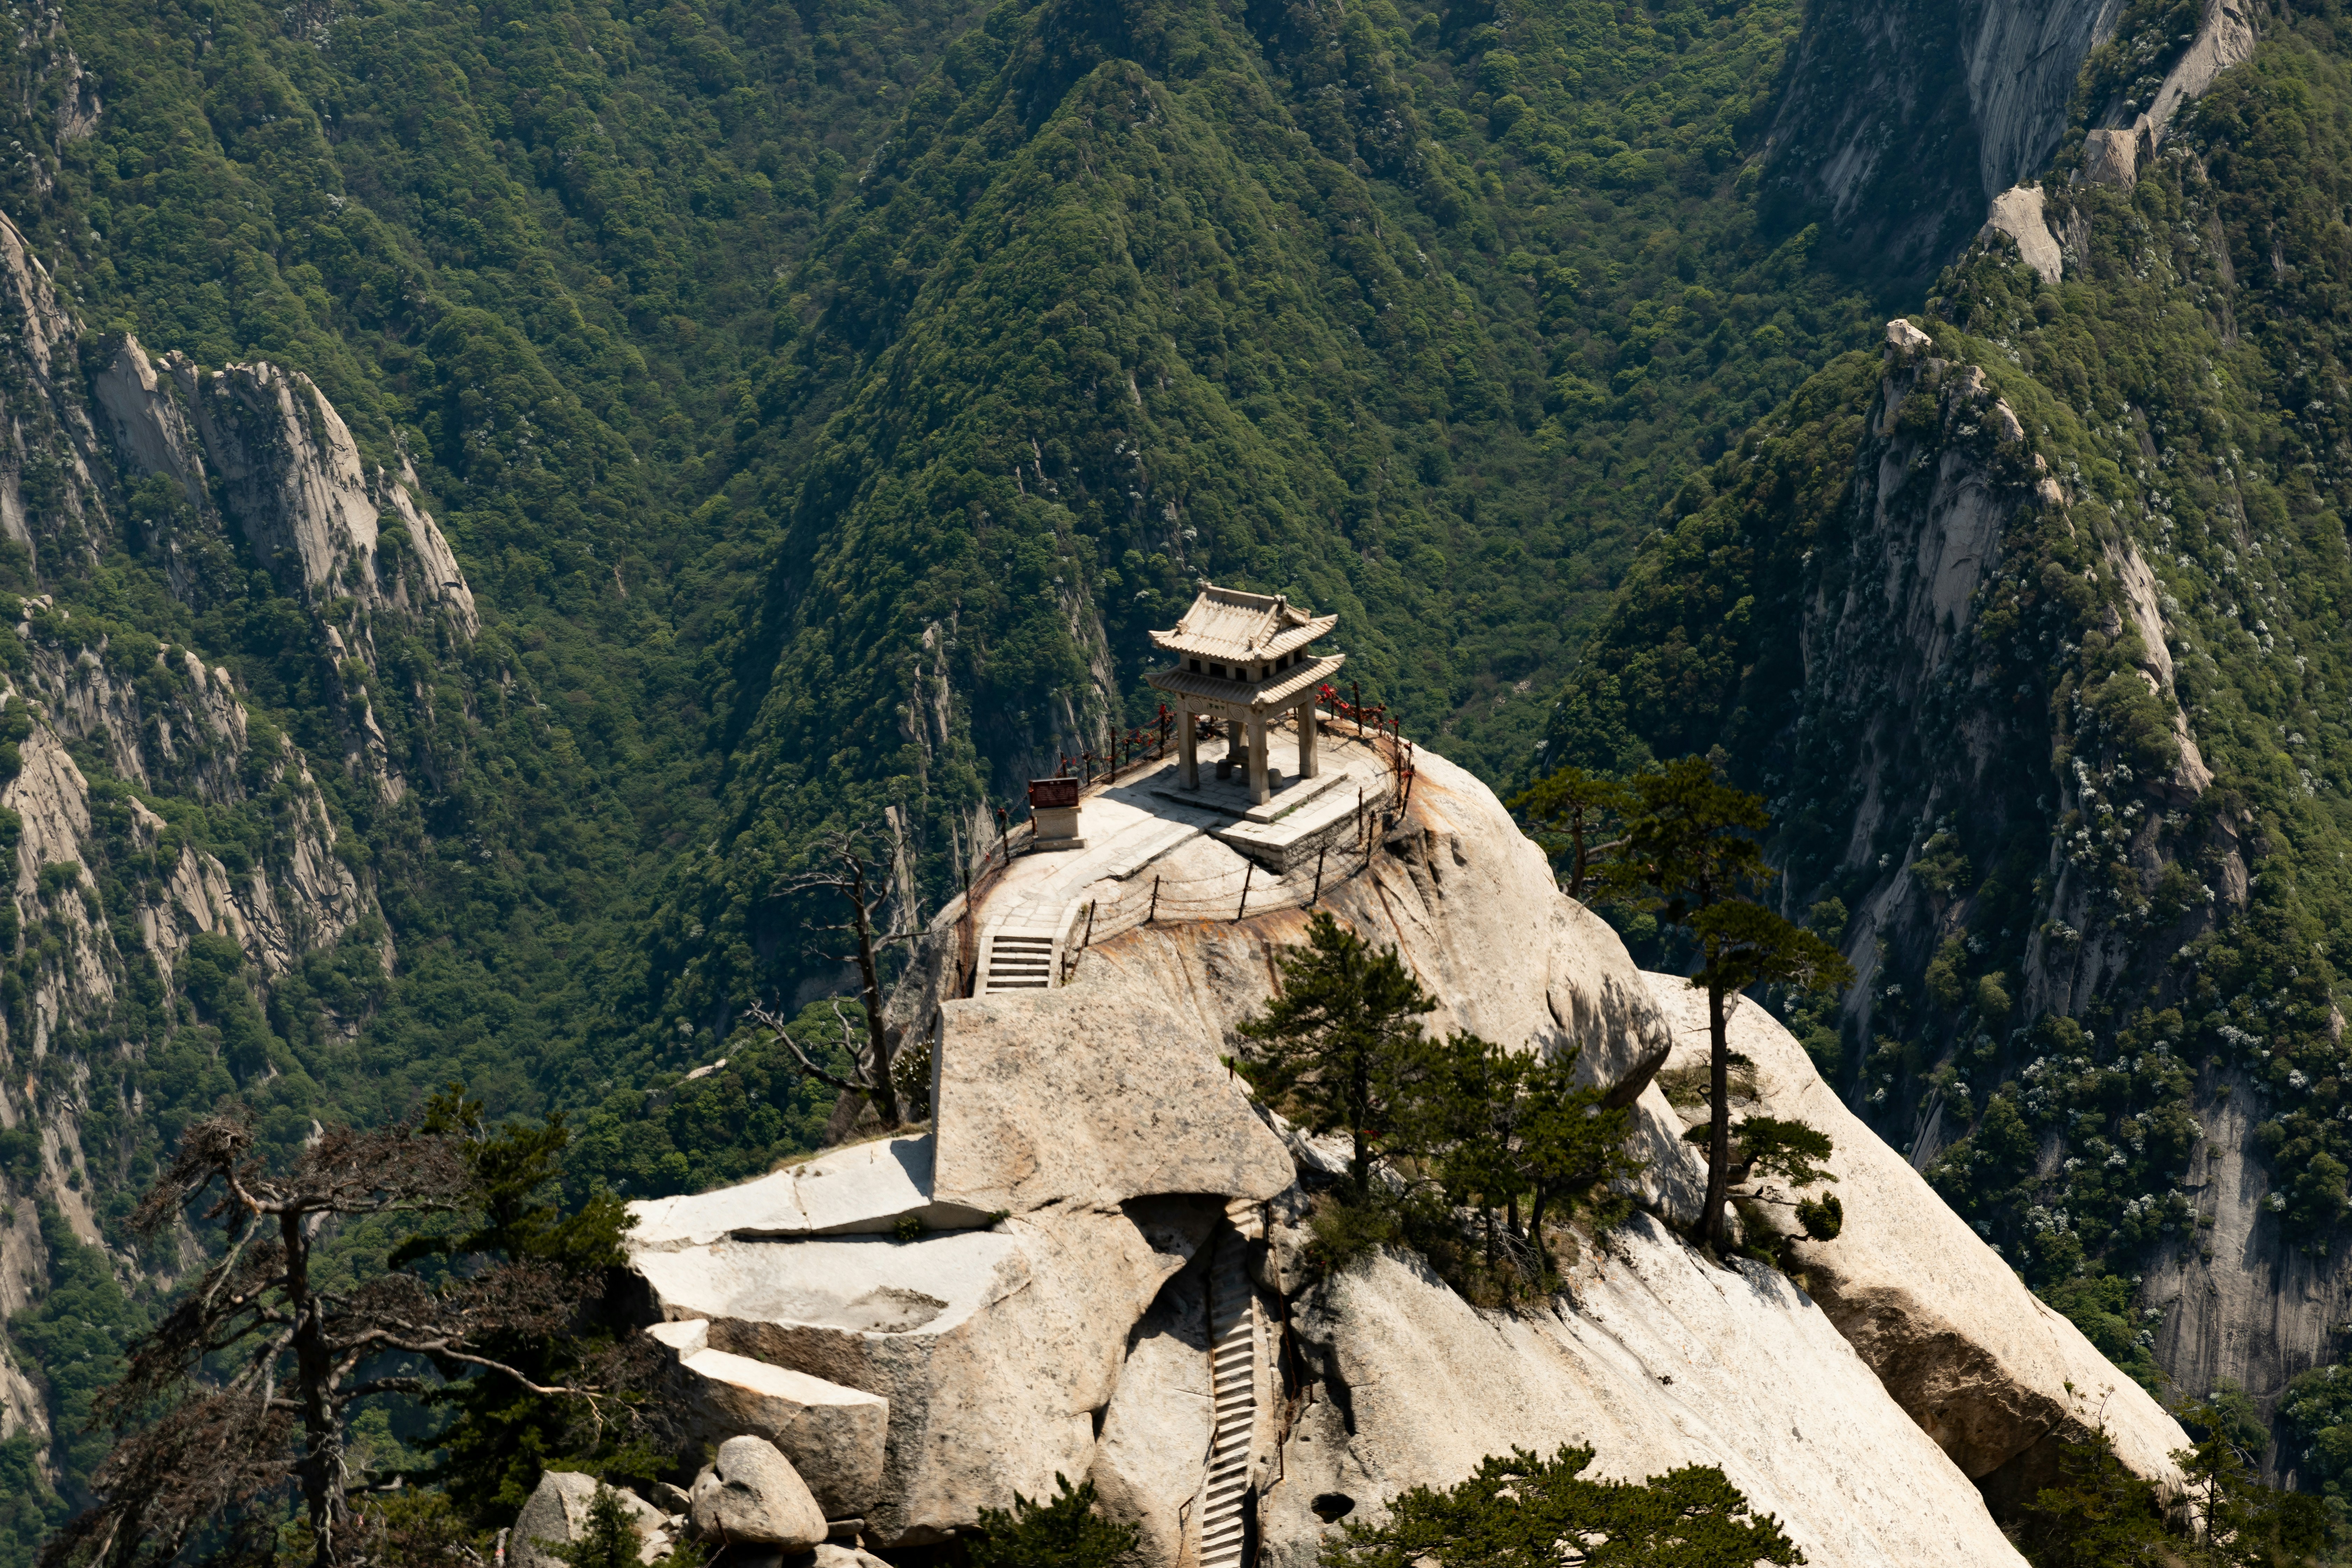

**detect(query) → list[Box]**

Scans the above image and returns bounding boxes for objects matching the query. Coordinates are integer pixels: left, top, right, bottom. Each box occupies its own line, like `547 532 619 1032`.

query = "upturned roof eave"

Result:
1144 653 1345 710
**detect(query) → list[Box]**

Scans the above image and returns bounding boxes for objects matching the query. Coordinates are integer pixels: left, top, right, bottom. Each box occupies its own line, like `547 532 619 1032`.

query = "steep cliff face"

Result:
91 338 478 643
88 332 481 798
1546 307 2340 1455
0 206 490 1481
1759 0 2262 290
1760 0 2123 284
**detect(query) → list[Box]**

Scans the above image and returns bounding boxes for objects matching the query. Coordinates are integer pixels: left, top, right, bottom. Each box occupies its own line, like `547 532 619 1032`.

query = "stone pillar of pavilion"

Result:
1144 585 1344 806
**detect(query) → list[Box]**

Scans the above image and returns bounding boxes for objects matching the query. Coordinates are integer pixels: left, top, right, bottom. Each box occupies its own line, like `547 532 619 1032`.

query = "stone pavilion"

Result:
1145 585 1343 804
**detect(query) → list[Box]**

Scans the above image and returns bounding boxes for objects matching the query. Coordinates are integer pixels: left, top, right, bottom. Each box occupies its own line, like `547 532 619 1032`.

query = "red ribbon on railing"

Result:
1316 682 1391 736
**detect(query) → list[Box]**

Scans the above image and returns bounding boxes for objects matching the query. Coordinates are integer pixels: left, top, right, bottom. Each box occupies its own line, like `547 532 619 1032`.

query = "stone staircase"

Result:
1200 1211 1261 1568
974 928 1057 993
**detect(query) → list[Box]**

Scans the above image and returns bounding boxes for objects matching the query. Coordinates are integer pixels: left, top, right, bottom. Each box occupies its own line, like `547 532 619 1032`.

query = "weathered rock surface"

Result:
629 1136 992 1252
931 985 1295 1215
511 1470 674 1567
2082 127 2141 188
812 1546 893 1568
639 1199 1219 1545
647 1320 887 1517
690 1435 828 1548
2140 0 2256 136
1086 1252 1214 1568
2143 1064 2352 1489
1642 974 2191 1501
1986 185 2065 284
1264 1218 2029 1568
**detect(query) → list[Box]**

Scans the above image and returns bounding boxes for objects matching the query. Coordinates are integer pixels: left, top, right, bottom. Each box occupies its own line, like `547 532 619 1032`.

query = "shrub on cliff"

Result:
969 1475 1139 1568
1320 1442 1801 1568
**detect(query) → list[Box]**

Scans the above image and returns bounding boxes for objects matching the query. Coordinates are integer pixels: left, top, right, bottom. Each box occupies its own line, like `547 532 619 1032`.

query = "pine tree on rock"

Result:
546 1485 659 1568
1509 765 1631 903
1598 758 1852 1253
1234 912 1438 1202
1428 1034 1638 1274
1319 1442 1802 1568
969 1475 1140 1568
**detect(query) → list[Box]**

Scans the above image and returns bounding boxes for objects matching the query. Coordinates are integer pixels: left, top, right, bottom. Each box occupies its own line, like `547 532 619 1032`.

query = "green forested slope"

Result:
0 0 1887 1149
0 0 1907 1518
1542 0 2352 1426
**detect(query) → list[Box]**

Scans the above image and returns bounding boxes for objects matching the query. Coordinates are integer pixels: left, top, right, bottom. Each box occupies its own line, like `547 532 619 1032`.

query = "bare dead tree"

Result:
746 994 906 1133
43 1113 621 1568
773 828 912 1127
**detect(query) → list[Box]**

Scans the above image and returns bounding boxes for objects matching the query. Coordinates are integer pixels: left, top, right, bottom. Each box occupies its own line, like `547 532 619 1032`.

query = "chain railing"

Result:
1320 682 1415 810
959 694 1414 992
1055 776 1396 969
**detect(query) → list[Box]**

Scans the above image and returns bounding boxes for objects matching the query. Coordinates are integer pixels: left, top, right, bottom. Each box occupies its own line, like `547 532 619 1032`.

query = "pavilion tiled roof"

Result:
1150 585 1336 662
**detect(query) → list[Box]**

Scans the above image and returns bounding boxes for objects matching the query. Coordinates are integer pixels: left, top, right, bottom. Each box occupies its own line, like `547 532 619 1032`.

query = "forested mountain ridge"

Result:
1544 0 2352 1483
0 0 2279 1541
0 0 1896 1525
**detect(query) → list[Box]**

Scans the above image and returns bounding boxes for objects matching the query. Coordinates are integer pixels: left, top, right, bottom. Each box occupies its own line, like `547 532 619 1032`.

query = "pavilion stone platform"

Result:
969 726 1395 995
965 585 1398 996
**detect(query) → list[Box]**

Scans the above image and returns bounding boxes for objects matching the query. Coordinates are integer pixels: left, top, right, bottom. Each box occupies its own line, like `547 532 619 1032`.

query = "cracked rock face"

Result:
647 1319 888 1517
638 1198 1219 1546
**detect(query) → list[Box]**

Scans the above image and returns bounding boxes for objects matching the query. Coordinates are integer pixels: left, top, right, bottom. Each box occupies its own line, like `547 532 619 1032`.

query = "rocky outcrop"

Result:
87 331 478 801
1642 975 2188 1503
2141 1064 2352 1492
0 215 117 572
0 205 477 1502
623 733 2184 1564
1974 0 2254 283
648 1318 887 1518
1985 186 2065 284
629 1137 993 1252
1086 1256 1215 1568
92 335 478 639
2082 128 2143 188
636 1199 1222 1544
1764 0 2255 286
689 1436 828 1548
511 1470 678 1568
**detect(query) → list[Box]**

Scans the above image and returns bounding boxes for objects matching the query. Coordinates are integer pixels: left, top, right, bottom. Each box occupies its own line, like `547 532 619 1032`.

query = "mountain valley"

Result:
0 0 2349 1552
